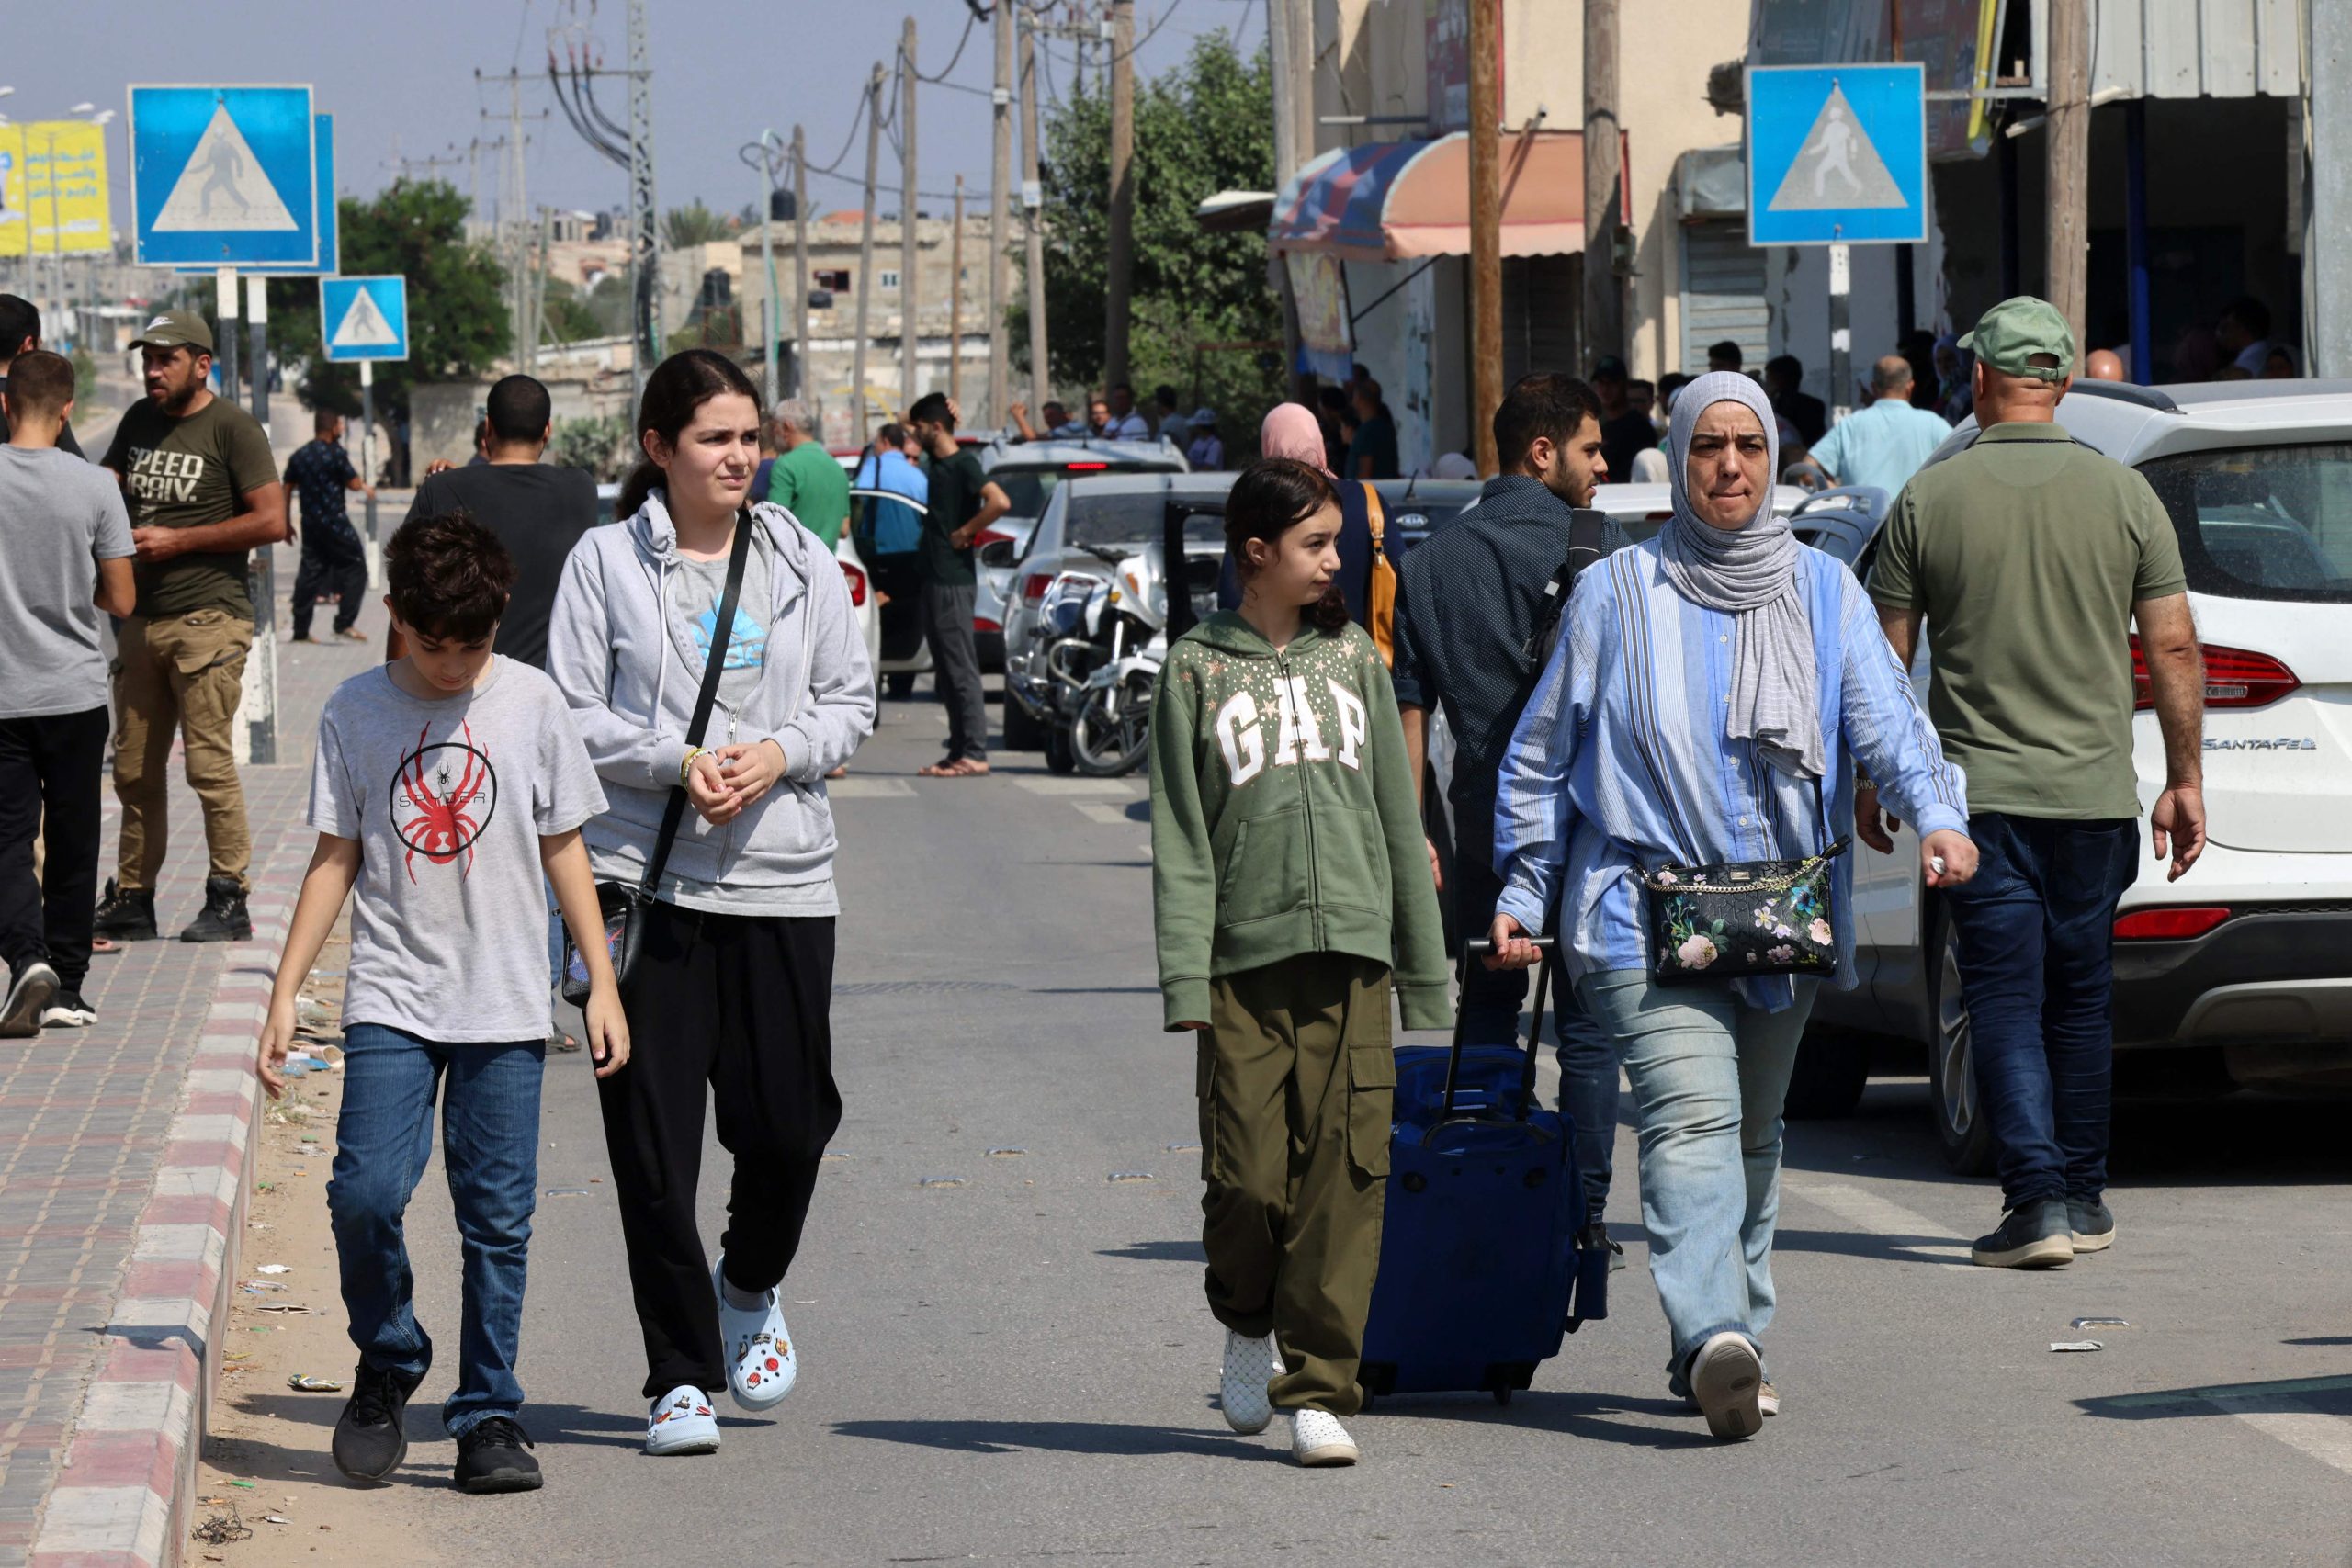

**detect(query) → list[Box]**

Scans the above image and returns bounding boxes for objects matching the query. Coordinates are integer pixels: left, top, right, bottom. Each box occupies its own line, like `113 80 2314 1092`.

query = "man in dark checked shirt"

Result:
284 409 374 643
1393 372 1629 1255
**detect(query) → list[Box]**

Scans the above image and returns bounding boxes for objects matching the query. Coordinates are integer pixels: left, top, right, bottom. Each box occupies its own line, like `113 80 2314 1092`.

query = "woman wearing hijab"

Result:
1483 372 1975 1441
1225 403 1379 625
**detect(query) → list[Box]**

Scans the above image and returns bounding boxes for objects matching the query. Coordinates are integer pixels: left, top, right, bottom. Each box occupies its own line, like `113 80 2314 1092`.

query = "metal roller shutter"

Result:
1679 219 1769 375
1501 254 1582 386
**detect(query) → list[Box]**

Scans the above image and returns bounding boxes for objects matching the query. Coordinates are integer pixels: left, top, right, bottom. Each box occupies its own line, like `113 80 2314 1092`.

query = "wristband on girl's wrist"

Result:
681 746 706 785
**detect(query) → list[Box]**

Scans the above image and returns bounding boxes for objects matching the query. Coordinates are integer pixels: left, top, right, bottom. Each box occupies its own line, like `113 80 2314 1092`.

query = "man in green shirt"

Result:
764 398 848 549
1864 296 2206 1270
95 310 288 946
906 392 1008 777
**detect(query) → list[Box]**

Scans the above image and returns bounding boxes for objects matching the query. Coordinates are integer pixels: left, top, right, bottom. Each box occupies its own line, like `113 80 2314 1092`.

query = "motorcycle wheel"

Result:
1070 674 1154 777
1044 726 1078 774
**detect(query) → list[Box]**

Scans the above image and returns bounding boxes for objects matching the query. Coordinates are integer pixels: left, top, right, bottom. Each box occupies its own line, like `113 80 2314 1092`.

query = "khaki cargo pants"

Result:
112 611 253 893
1198 953 1396 1416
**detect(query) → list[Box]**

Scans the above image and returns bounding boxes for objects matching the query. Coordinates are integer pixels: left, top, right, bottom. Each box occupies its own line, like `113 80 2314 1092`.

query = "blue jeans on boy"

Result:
1578 970 1816 1396
1939 813 2140 1212
1453 808 1618 1224
327 1024 545 1437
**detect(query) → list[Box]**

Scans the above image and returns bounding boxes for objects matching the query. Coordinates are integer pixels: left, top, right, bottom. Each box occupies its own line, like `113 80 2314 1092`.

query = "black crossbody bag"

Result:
1636 774 1849 986
560 511 754 1007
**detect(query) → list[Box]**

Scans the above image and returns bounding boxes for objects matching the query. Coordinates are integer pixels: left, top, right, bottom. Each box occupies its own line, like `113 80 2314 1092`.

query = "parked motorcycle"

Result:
1035 542 1170 777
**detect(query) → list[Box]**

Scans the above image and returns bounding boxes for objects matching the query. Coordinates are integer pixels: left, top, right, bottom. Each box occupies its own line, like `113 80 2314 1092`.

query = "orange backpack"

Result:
1362 482 1398 667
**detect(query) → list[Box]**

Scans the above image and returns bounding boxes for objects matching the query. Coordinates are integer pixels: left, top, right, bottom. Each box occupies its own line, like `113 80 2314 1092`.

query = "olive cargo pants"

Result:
111 611 254 893
1198 953 1396 1416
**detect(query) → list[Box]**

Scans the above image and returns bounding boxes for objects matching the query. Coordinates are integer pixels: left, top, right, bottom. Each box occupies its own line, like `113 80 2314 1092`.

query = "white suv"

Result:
1795 379 2352 1170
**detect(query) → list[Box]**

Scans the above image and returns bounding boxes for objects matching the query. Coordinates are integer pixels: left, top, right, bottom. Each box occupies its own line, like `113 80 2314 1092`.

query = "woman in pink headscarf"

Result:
1223 403 1380 623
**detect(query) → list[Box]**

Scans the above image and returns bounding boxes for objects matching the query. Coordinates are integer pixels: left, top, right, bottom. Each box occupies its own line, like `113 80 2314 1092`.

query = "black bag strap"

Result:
1521 507 1610 677
639 508 756 897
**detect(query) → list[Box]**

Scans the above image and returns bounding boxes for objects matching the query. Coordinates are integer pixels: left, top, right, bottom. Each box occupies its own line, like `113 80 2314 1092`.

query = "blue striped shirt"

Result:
1494 537 1969 1009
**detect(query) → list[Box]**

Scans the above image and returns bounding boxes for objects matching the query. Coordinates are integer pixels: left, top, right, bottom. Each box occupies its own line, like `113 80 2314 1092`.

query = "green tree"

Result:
266 179 512 421
664 200 741 248
1015 32 1284 445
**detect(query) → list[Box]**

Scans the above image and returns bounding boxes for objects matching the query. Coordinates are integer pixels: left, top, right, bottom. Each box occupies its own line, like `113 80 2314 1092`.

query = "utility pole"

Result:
2045 0 2091 358
244 274 268 428
854 61 885 436
1269 0 1313 400
900 16 921 417
792 124 810 398
2310 0 2352 377
756 132 780 400
1468 0 1502 474
949 175 966 405
989 0 1014 428
1581 0 1623 367
1267 0 1296 185
1021 10 1050 414
1103 0 1136 389
531 207 553 372
628 0 660 395
215 265 240 413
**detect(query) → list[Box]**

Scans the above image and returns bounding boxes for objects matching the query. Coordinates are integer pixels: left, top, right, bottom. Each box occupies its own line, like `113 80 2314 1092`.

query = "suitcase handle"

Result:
1447 937 1558 1122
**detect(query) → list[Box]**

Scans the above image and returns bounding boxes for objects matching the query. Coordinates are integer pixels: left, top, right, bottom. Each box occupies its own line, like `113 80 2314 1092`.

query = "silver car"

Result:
975 437 1190 670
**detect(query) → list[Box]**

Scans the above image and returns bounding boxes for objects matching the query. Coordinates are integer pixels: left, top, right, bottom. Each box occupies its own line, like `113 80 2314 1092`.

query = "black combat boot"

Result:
92 880 158 942
178 876 253 943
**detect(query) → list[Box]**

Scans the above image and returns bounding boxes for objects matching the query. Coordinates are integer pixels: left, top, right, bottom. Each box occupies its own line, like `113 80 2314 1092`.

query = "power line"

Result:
916 7 981 83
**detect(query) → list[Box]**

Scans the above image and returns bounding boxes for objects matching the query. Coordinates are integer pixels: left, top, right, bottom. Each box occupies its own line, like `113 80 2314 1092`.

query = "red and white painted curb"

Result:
30 873 299 1568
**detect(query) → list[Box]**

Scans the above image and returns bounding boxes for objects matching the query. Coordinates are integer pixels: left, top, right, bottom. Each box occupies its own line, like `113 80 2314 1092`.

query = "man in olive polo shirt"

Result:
95 310 287 944
1862 297 2207 1270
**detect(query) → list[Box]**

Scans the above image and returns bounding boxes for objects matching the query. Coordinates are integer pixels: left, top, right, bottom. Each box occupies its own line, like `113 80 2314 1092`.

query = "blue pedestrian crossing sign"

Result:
174 116 338 279
320 276 409 364
128 85 319 266
1746 64 1928 246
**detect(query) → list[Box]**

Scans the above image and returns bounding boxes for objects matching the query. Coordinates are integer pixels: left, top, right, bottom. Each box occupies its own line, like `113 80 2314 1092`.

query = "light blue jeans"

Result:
1578 970 1818 1397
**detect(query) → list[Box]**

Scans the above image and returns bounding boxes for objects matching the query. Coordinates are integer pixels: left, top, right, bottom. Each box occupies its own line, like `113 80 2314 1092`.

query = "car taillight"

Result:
2130 637 2300 710
2113 907 2232 941
839 561 867 607
976 527 1015 548
1066 461 1109 471
1021 572 1055 604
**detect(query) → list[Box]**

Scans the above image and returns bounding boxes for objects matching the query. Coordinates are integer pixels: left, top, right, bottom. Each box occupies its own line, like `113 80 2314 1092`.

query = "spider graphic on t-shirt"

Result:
387 723 499 881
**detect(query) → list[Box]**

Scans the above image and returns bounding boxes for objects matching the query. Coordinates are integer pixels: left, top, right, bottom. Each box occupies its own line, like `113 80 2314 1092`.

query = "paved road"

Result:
325 688 2348 1567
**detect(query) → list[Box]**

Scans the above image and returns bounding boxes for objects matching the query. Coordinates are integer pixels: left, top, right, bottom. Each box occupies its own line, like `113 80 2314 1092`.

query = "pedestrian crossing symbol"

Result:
319 275 409 364
129 85 319 265
1746 64 1928 246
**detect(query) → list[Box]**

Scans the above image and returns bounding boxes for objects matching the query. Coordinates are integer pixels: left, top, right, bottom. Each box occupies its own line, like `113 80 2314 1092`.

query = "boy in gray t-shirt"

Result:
255 511 627 1495
0 350 135 1037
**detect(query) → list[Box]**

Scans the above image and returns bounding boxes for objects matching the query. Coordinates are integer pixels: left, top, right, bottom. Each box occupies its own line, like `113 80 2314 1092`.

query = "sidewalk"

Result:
0 552 386 1568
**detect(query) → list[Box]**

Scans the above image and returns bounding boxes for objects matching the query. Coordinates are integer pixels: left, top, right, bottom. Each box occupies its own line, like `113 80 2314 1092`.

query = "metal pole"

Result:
2044 0 2091 355
1021 13 1051 415
901 15 921 418
2311 0 2352 378
949 174 965 406
1997 130 2021 299
215 265 240 405
1829 242 1853 424
854 62 885 437
760 133 780 401
792 125 810 400
989 0 1014 426
2124 98 2154 384
361 361 380 566
1103 0 1136 389
1582 0 1623 367
1267 0 1295 187
628 0 660 394
245 273 268 428
1468 0 1503 474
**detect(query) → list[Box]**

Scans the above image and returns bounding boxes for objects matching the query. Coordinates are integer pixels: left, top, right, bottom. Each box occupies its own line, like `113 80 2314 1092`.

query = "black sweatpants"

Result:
291 538 368 638
0 708 108 993
598 901 842 1398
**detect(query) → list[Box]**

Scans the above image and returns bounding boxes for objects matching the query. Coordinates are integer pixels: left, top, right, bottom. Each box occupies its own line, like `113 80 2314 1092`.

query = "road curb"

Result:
28 864 302 1568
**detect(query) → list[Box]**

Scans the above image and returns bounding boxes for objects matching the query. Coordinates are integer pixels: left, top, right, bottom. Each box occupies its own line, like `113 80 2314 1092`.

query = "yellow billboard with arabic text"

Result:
0 121 113 257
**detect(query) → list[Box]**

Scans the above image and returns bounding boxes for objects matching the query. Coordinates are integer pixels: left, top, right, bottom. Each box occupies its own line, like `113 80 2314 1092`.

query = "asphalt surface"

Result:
325 684 2350 1567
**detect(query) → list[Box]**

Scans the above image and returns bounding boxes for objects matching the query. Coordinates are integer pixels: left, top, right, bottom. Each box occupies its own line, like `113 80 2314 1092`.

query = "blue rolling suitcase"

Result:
1360 938 1609 1404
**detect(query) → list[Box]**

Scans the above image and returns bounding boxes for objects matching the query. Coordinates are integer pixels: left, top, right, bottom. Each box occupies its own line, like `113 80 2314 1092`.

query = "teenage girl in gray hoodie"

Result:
547 349 876 1455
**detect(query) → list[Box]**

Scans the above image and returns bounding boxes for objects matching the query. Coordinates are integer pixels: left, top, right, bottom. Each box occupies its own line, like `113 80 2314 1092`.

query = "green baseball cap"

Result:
130 310 214 355
1960 296 2075 382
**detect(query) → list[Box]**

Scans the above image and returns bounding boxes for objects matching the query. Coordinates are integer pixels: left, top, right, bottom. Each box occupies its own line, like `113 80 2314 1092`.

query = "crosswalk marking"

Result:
826 777 917 799
1073 801 1134 826
1782 1179 1973 1262
2211 1395 2352 1478
1012 777 1139 796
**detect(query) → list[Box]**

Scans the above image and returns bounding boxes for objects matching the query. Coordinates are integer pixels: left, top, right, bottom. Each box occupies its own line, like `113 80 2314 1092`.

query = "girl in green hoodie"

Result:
1149 457 1448 1467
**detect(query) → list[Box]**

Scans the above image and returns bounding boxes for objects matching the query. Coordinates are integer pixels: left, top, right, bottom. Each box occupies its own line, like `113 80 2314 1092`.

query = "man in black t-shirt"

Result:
906 392 1008 777
285 410 374 642
402 375 594 670
0 295 83 457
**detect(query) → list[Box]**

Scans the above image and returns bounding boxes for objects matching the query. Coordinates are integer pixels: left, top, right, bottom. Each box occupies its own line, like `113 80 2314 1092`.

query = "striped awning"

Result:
1268 130 1588 263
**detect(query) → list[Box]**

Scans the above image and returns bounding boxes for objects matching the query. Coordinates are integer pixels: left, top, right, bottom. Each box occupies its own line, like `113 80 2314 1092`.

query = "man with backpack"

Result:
1391 373 1627 1255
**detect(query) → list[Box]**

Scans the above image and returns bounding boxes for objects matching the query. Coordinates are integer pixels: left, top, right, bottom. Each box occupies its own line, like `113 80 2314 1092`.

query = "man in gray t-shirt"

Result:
311 657 607 1040
0 353 137 1034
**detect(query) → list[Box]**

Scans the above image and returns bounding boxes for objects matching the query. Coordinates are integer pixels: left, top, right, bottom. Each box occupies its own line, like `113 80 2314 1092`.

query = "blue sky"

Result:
10 0 1262 240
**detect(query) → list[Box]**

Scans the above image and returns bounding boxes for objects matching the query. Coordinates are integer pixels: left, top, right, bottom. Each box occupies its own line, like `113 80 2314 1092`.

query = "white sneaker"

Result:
1218 1329 1283 1435
713 1253 797 1410
1689 1331 1764 1441
645 1384 720 1455
1289 1408 1360 1467
40 990 96 1029
1 962 58 1038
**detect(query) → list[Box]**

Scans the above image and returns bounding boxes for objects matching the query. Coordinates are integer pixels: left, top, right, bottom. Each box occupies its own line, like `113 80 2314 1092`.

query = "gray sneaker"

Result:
1972 1199 2075 1269
2068 1198 2116 1253
2 962 59 1038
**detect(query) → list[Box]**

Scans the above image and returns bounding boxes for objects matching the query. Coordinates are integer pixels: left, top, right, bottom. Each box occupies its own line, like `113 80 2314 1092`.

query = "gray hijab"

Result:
1658 371 1825 780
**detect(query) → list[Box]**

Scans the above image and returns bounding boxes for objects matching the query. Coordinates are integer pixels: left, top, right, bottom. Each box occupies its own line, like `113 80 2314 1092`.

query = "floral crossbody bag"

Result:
1636 775 1849 986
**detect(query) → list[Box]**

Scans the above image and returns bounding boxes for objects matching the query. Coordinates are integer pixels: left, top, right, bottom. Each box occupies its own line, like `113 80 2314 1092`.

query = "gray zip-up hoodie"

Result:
547 490 876 894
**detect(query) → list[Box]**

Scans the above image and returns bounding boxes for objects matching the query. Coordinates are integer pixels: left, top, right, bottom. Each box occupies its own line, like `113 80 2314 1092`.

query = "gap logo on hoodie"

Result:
1215 676 1372 784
